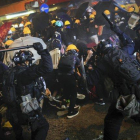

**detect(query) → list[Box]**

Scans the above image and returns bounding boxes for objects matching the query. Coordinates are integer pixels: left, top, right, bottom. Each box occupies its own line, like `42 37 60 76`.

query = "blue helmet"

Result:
55 20 63 27
59 20 63 27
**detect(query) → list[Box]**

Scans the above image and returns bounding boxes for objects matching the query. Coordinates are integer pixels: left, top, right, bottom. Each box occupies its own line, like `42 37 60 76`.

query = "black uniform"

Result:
91 27 135 140
4 44 53 140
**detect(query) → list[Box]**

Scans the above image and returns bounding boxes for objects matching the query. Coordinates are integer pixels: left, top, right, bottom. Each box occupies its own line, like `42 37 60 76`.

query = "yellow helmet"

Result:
10 27 16 32
5 40 13 46
24 22 31 27
3 121 12 128
23 27 31 35
75 19 80 24
65 20 70 26
128 7 135 12
120 5 125 9
115 7 119 11
66 44 79 52
51 20 56 25
92 11 96 16
104 10 110 15
89 14 95 19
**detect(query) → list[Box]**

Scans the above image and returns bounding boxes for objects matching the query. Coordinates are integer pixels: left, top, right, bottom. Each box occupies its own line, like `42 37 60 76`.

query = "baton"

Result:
102 12 113 27
0 45 33 52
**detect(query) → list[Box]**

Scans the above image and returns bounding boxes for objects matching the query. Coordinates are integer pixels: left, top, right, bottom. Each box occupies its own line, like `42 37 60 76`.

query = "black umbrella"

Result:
75 2 89 18
32 12 50 33
67 8 77 17
68 0 94 9
68 0 82 8
56 8 68 14
93 1 115 25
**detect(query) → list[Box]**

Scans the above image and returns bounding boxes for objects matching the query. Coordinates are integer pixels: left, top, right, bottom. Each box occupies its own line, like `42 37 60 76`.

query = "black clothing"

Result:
74 24 88 42
88 22 98 36
0 62 8 139
104 101 124 140
18 49 53 86
94 31 135 139
59 52 80 74
0 61 8 91
0 114 5 140
63 28 76 46
58 52 80 112
43 26 55 42
5 49 53 140
58 74 77 112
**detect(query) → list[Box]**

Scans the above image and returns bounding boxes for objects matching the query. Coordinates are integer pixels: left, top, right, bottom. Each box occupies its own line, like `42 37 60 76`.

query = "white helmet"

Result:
86 6 93 13
19 23 24 28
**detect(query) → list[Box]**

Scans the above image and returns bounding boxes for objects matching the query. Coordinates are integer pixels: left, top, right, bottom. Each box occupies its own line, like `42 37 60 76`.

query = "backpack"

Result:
58 54 76 73
51 31 62 50
104 48 140 83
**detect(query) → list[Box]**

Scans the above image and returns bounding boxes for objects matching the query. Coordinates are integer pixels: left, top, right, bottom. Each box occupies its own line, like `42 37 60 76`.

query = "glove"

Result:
110 25 122 34
33 42 44 54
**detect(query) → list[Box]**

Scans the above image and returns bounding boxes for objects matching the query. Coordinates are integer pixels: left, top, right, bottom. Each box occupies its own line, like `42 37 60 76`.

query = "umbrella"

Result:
28 13 39 21
56 12 72 24
67 8 77 17
75 2 89 18
3 36 47 66
93 1 115 25
68 0 82 8
32 12 49 33
56 8 68 14
68 0 96 9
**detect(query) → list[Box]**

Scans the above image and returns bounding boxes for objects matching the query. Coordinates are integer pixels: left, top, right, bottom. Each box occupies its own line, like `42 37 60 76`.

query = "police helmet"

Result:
13 50 34 65
96 40 113 54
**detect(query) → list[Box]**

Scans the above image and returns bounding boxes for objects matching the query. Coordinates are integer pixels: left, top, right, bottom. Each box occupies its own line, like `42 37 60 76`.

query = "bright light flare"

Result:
6 10 35 19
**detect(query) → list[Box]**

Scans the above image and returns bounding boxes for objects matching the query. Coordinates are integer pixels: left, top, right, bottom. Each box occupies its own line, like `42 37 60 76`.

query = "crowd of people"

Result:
0 2 140 140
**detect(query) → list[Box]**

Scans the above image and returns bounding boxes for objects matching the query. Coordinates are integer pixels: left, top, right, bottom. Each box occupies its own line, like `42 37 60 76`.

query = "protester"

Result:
87 14 99 45
51 20 67 51
58 44 80 118
63 20 77 46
